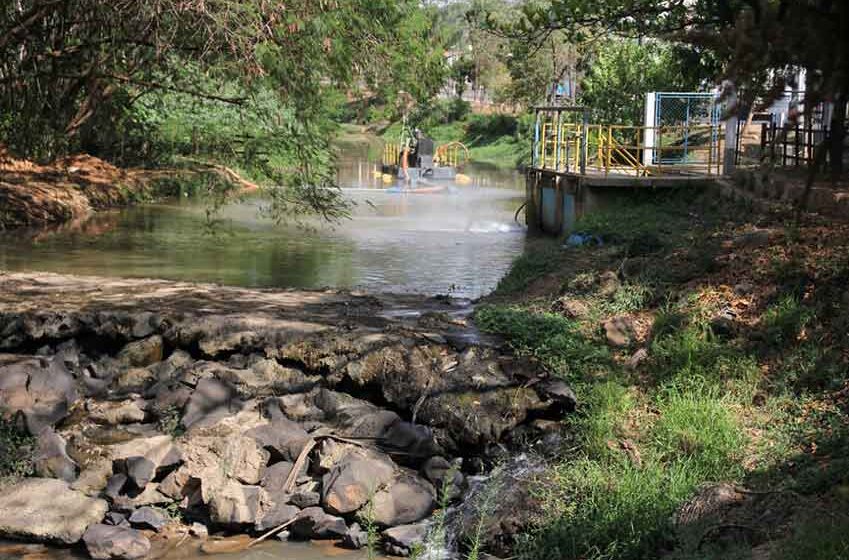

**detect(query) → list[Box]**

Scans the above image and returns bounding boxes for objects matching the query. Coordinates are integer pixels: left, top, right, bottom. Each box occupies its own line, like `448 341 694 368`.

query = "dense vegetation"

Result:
1 0 446 219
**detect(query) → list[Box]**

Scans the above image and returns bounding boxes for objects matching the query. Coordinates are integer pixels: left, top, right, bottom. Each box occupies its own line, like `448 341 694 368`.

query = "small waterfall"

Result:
418 454 546 559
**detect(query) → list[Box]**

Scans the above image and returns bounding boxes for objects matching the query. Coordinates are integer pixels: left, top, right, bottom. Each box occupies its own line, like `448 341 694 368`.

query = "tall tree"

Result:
0 0 446 219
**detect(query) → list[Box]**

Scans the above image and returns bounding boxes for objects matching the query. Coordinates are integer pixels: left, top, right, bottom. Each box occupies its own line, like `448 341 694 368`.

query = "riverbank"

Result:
0 271 572 559
0 153 152 229
476 191 849 559
379 112 530 170
0 152 262 231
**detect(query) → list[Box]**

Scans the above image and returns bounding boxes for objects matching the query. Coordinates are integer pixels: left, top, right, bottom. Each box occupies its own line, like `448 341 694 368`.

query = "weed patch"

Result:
0 417 36 481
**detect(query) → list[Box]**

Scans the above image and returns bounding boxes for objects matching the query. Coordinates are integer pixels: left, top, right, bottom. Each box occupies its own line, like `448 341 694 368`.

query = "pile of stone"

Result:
0 297 573 558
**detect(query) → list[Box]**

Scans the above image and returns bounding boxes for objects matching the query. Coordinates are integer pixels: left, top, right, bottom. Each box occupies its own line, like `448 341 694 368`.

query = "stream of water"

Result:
0 159 526 299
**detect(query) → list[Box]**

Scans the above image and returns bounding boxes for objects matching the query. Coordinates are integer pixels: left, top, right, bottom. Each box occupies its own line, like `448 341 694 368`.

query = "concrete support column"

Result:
723 81 738 175
643 92 656 165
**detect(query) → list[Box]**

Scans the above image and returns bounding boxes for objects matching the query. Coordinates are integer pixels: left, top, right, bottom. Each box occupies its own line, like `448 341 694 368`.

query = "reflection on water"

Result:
0 159 526 298
0 539 379 560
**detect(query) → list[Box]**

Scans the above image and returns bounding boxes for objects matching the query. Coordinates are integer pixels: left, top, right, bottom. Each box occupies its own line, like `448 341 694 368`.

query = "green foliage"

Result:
475 305 609 380
651 387 743 479
579 39 700 125
0 418 36 481
761 295 811 347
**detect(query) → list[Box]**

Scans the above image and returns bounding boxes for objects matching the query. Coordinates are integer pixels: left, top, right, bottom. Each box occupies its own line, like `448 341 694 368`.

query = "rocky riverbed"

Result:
0 272 574 559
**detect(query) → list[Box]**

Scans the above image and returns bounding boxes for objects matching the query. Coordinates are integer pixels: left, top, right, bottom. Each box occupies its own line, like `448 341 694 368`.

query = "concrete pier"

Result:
525 167 716 236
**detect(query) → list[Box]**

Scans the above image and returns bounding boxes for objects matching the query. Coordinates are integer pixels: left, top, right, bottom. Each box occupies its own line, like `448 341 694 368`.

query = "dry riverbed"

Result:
0 271 573 559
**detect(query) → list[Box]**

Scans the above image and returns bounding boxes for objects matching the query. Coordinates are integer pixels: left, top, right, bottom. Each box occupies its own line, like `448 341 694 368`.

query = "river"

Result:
0 158 526 299
0 154 526 559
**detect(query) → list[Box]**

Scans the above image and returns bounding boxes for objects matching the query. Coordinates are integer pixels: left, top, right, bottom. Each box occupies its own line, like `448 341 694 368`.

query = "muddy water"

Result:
0 159 525 299
0 539 380 560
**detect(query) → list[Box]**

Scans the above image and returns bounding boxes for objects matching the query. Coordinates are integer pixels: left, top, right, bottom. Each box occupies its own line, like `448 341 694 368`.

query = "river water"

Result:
0 159 525 299
0 153 525 560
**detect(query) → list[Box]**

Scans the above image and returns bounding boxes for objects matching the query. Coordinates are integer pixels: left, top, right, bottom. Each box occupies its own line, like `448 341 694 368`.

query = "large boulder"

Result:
83 524 150 560
0 478 108 544
245 416 311 463
181 378 243 430
314 389 439 458
207 481 264 526
416 387 545 449
371 474 436 527
383 522 429 556
289 507 347 540
116 336 164 369
128 507 169 532
255 502 300 532
321 451 395 515
0 355 78 434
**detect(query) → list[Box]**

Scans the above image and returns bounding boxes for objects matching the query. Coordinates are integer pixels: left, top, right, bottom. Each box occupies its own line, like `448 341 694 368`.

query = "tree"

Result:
0 0 446 220
486 0 849 181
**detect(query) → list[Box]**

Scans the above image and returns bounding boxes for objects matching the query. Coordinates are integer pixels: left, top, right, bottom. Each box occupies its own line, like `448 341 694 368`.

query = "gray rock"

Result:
181 378 241 430
34 427 77 482
125 456 157 489
271 391 325 422
0 478 108 544
246 417 311 462
537 378 577 413
371 474 436 527
88 401 146 425
208 482 263 526
321 454 395 515
114 368 157 393
341 522 368 550
158 468 190 500
117 336 164 369
421 456 464 501
83 524 151 560
255 503 300 532
290 488 321 508
603 315 636 347
289 507 347 540
0 355 78 434
128 507 169 532
105 474 129 500
260 460 297 494
382 522 429 556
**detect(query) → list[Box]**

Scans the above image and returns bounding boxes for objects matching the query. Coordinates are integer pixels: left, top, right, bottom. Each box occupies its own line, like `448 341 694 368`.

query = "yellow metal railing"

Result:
382 141 470 168
536 122 724 177
434 141 470 168
383 142 401 167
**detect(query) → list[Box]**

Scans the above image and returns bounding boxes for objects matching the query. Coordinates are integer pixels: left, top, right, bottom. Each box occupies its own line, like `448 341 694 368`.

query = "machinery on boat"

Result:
381 127 470 192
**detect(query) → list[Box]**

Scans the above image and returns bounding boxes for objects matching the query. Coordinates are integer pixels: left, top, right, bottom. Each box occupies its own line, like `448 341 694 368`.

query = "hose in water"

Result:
514 201 527 224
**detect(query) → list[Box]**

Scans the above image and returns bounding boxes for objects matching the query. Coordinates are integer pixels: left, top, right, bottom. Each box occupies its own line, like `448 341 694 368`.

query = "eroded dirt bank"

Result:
0 154 151 229
0 271 572 558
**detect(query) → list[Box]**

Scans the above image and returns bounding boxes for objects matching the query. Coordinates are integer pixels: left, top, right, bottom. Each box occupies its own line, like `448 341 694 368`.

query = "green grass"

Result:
477 191 849 560
474 305 609 381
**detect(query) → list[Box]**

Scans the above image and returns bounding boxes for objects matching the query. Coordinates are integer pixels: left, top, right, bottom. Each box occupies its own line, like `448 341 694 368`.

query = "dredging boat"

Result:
381 130 470 192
